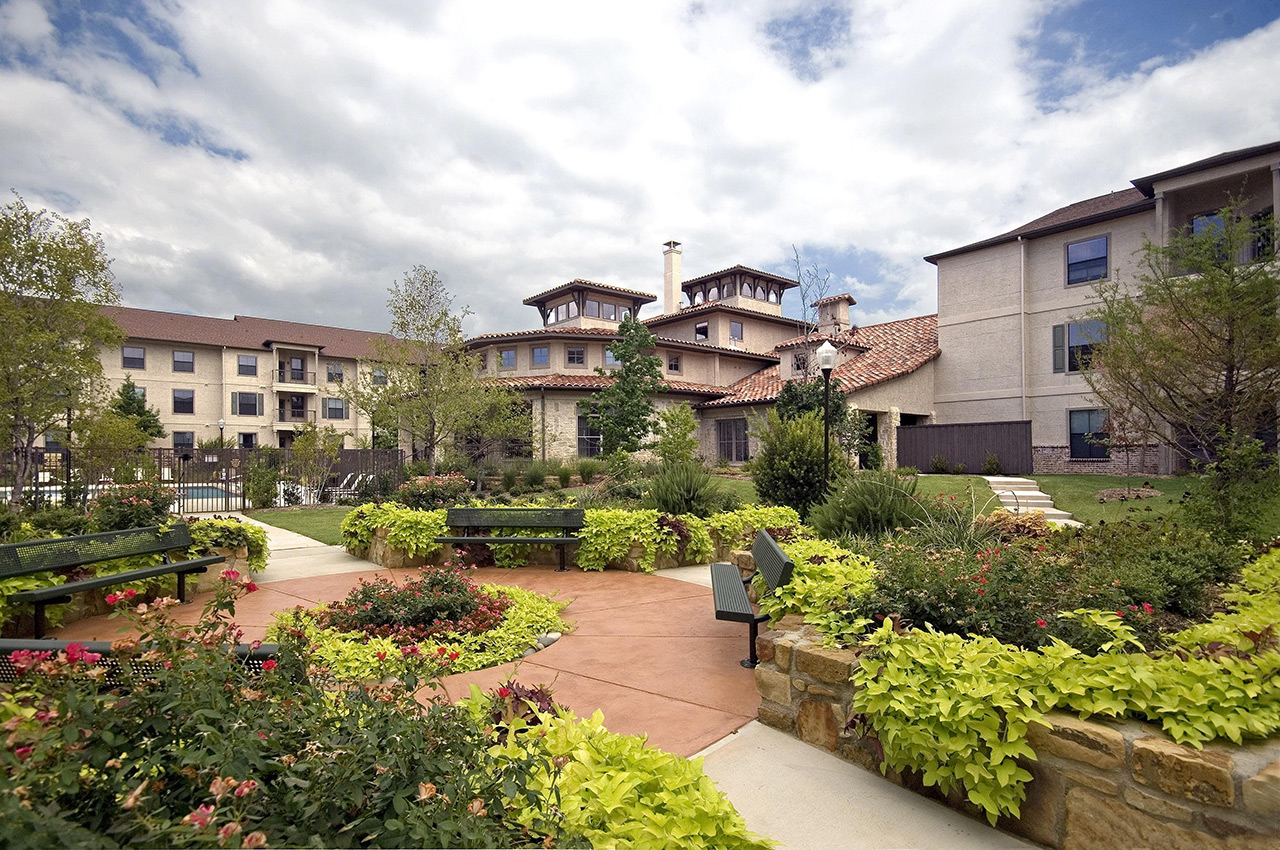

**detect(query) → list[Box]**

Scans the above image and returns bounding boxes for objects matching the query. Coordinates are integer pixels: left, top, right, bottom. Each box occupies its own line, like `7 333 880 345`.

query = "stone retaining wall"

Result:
754 619 1280 849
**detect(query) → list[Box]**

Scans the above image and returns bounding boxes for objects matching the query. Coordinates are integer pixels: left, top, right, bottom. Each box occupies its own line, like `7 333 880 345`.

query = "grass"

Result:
912 474 1002 513
1033 473 1280 534
245 506 352 546
712 474 758 503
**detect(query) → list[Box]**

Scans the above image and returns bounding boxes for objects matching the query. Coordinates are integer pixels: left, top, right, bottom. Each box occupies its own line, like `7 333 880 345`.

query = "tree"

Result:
750 409 842 519
289 422 344 496
580 317 664 454
1083 201 1280 464
0 194 122 507
74 409 155 486
110 376 166 439
341 266 501 474
648 402 699 466
790 246 833 379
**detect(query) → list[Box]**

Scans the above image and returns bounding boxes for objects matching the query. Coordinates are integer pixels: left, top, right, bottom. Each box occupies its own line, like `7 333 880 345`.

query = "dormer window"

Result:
793 353 808 372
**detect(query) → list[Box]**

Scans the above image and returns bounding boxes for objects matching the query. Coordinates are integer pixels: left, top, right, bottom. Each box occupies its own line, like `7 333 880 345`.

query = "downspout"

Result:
540 388 547 462
1018 236 1027 420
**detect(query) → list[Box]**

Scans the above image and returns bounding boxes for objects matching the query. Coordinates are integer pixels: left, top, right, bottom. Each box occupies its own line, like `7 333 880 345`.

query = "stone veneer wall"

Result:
754 619 1280 849
1031 445 1161 476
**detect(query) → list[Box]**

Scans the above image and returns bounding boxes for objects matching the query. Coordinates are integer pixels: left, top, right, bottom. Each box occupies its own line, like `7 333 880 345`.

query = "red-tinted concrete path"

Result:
52 563 761 757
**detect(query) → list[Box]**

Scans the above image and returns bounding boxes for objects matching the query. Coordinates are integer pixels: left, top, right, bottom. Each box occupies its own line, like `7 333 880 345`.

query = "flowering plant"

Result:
394 472 473 510
88 481 176 531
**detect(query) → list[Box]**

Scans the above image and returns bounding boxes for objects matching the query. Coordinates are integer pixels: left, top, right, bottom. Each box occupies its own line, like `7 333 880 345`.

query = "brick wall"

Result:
1032 445 1163 476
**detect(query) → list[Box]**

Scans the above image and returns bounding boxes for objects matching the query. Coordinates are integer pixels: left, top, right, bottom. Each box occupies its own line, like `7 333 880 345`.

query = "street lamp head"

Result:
816 340 839 372
217 418 225 428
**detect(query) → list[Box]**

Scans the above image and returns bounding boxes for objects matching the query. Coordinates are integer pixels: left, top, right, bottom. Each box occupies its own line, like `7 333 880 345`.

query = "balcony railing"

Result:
276 369 317 385
276 408 316 424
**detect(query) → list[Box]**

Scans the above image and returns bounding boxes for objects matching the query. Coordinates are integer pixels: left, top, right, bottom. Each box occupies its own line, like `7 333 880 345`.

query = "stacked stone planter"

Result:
754 621 1280 849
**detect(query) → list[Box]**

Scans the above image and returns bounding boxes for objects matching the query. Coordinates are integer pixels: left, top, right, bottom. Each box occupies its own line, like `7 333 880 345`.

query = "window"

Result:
768 288 780 303
585 300 600 318
1069 409 1109 459
667 354 681 372
754 284 766 300
122 346 146 369
601 303 617 321
132 385 146 400
717 419 749 462
708 285 719 300
371 369 387 386
478 352 487 370
724 281 736 297
568 300 579 318
577 415 602 457
237 355 257 376
604 349 620 367
43 430 67 452
793 353 808 372
532 346 550 366
694 322 709 341
730 321 743 341
172 389 194 414
621 308 631 321
499 349 516 369
1066 236 1108 284
553 303 567 323
231 392 264 416
322 397 348 420
566 347 585 366
238 433 256 449
326 363 344 383
173 350 194 372
173 431 195 452
1053 320 1106 373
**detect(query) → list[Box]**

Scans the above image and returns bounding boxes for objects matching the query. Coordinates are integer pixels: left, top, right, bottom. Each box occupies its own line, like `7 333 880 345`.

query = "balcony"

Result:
276 368 317 385
275 408 316 427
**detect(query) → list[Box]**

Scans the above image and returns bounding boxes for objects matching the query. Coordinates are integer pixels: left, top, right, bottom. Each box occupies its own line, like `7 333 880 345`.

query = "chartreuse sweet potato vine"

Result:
852 548 1280 824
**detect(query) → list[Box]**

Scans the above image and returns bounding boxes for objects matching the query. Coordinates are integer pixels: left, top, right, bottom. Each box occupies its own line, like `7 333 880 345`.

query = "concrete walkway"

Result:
51 517 1032 850
984 476 1082 526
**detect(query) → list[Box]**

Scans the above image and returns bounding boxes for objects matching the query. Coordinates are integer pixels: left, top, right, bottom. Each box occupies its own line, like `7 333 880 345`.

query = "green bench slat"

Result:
0 524 197 579
710 531 796 668
11 556 221 603
0 638 282 686
435 536 578 546
711 562 759 623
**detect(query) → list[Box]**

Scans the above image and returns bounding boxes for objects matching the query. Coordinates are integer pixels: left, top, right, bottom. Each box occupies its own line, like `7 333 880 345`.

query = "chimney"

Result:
814 293 856 335
662 240 682 315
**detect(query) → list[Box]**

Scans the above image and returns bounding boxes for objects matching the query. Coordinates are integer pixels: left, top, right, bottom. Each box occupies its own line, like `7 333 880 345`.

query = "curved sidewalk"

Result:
51 516 1031 850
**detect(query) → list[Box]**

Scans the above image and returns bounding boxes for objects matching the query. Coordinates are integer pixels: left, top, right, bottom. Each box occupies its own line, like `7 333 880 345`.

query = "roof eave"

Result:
923 199 1155 264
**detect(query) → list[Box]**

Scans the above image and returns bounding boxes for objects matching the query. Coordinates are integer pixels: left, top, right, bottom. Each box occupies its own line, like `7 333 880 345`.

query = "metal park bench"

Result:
711 529 795 668
0 523 226 638
435 507 585 572
0 637 281 686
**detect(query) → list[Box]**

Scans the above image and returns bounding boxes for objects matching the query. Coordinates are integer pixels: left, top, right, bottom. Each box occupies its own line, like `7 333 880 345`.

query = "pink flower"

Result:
1115 610 1125 618
242 580 258 593
241 831 268 849
257 731 268 740
64 643 102 665
182 804 216 829
105 593 120 604
216 822 242 846
1035 619 1048 628
976 589 986 596
220 569 240 581
401 645 420 656
14 746 33 761
1142 602 1154 614
123 588 137 599
234 779 259 798
497 686 512 699
261 660 277 672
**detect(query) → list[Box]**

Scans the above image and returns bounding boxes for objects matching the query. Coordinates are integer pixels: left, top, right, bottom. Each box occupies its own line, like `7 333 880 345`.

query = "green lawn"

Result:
913 474 1002 513
1031 474 1194 525
245 506 352 546
712 474 758 503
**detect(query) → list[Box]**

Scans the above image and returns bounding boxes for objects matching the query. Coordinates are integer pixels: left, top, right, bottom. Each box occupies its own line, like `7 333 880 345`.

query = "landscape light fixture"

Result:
816 341 839 484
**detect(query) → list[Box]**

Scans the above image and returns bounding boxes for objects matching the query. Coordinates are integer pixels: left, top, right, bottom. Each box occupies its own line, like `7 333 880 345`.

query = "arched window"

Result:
708 285 719 301
724 281 736 297
768 288 780 303
693 290 703 305
755 284 766 300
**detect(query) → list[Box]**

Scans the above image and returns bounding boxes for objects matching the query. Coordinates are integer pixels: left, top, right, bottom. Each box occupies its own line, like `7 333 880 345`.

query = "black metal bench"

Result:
0 637 281 686
435 507 585 572
0 523 226 638
711 529 795 668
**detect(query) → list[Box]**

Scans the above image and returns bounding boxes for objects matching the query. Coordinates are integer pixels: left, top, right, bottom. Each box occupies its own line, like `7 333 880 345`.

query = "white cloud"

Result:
0 0 1277 336
0 0 53 45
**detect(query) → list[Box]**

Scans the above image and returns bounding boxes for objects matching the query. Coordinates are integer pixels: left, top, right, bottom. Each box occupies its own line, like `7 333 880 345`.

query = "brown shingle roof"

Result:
698 315 939 408
102 306 394 360
924 188 1153 263
522 279 657 306
488 373 726 397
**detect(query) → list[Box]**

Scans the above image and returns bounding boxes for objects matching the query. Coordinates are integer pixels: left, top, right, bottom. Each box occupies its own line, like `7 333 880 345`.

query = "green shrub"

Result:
646 462 721 518
755 535 876 645
980 452 1003 476
929 454 949 474
339 503 448 557
861 441 884 472
576 458 605 485
808 471 920 538
552 463 573 488
895 466 919 477
648 403 699 466
523 461 550 490
950 462 966 475
500 465 520 492
88 481 175 531
1183 432 1279 544
705 506 801 549
21 505 88 536
394 472 472 509
186 516 269 572
244 460 280 509
750 410 836 519
575 508 713 572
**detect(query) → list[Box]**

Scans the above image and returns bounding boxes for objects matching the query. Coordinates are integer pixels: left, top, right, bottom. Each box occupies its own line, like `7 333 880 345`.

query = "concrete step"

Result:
1003 506 1076 520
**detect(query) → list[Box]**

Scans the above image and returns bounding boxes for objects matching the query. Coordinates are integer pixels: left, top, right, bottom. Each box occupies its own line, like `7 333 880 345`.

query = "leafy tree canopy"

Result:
110 375 166 439
580 317 663 454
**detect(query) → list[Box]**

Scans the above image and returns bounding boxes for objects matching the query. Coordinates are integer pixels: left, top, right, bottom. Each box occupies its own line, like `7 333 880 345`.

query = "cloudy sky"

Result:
2 1 1279 336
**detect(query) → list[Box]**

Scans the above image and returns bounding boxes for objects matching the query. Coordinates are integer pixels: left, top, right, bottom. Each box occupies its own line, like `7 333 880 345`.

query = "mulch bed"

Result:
1096 486 1163 503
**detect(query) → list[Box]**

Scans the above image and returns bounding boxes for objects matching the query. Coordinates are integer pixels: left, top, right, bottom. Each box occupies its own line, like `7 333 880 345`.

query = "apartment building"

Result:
926 140 1280 474
93 307 391 452
467 242 939 463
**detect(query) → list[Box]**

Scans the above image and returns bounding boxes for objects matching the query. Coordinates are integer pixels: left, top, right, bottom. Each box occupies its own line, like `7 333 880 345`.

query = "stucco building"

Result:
926 140 1280 474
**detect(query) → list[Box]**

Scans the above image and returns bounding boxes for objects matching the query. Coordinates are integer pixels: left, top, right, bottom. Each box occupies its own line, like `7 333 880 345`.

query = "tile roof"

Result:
522 279 657 305
488 373 727 397
464 326 778 361
102 306 394 360
811 293 856 306
773 331 860 351
642 301 802 328
680 264 799 290
924 188 1153 263
698 314 939 408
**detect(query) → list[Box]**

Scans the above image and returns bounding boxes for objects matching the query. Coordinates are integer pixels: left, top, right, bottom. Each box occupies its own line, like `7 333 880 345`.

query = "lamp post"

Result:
816 341 839 485
217 418 226 447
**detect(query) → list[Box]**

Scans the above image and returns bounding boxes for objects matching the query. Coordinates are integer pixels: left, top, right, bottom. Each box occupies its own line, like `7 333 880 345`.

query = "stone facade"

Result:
754 614 1280 849
1031 445 1163 476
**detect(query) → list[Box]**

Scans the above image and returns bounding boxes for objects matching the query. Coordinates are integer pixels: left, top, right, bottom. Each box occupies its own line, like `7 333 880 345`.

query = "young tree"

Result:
341 266 499 474
790 246 833 379
1083 202 1280 463
0 195 122 506
648 402 699 466
580 317 664 454
289 422 344 495
110 376 166 439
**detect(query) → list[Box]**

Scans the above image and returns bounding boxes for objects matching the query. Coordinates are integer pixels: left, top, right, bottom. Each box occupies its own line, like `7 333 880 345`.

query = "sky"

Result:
2 0 1279 336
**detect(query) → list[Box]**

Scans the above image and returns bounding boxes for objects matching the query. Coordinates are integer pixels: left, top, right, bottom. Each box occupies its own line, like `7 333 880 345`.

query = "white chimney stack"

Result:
662 240 682 315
